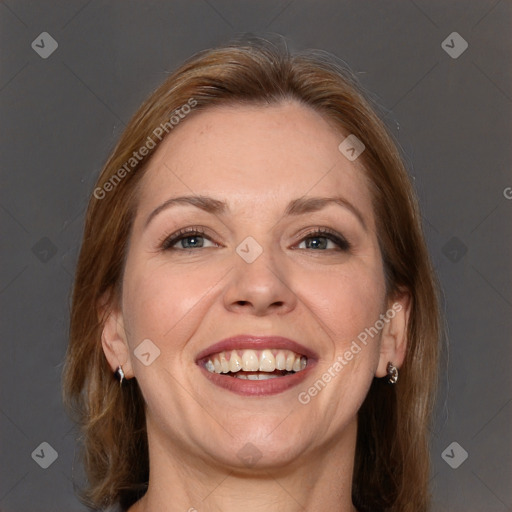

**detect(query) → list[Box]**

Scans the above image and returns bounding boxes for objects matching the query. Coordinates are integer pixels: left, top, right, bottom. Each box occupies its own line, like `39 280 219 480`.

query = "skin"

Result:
101 100 410 512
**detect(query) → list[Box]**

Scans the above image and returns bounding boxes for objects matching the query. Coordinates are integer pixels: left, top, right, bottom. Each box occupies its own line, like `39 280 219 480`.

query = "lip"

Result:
196 334 318 397
196 334 319 361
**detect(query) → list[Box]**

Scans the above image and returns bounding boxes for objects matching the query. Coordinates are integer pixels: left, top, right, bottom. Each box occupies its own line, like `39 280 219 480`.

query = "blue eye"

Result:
297 229 350 251
160 228 217 250
173 234 206 249
159 227 350 252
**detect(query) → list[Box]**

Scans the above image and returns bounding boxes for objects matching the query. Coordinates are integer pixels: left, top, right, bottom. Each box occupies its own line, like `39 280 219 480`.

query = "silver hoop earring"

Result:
115 365 125 385
386 362 398 384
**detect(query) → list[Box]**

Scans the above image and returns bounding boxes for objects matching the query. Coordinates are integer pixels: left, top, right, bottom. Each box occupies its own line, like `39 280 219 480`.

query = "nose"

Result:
222 241 298 316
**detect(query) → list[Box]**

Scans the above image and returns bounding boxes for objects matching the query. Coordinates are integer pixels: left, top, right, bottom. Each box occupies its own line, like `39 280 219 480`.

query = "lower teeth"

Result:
232 371 294 380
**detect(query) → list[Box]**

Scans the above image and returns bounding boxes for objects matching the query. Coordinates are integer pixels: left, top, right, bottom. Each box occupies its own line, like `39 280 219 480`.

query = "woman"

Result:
62 37 440 512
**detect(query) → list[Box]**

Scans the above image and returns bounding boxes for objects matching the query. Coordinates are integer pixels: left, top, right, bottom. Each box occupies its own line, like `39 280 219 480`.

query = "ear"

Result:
98 291 135 379
375 290 411 378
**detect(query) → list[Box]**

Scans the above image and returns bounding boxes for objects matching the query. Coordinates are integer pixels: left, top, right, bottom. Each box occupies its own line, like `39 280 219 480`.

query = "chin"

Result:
197 419 312 470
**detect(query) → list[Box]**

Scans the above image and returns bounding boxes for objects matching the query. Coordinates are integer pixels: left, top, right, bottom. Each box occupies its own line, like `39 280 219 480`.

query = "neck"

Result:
128 419 358 512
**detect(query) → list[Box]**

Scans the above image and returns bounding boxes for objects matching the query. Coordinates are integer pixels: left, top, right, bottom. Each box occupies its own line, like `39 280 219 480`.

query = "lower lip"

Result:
198 363 315 397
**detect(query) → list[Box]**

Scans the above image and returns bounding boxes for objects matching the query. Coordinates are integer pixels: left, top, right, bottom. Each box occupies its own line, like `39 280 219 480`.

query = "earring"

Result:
115 365 125 385
386 362 398 384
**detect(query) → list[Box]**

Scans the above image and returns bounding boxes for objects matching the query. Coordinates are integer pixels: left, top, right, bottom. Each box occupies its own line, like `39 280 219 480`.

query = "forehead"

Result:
135 101 374 224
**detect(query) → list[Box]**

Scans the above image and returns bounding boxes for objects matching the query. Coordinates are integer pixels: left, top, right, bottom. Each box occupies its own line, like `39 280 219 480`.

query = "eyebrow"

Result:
144 194 367 231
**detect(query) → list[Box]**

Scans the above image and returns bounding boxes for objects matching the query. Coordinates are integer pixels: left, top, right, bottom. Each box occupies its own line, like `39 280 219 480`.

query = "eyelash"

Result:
158 226 351 252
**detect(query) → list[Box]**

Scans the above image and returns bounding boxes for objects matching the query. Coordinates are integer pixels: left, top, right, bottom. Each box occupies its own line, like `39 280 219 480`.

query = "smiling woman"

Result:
62 36 440 512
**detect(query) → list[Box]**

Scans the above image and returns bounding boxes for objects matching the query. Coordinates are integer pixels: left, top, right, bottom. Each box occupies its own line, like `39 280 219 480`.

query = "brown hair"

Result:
62 36 440 512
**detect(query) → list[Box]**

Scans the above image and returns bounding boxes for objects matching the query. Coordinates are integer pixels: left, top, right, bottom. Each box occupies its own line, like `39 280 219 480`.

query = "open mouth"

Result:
201 349 308 380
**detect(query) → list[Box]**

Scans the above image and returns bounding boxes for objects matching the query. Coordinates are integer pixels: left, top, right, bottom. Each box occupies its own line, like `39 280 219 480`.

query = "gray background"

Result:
1 1 511 511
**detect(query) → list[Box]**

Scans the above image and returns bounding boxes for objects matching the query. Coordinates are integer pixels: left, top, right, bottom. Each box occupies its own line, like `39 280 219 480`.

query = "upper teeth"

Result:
204 349 307 374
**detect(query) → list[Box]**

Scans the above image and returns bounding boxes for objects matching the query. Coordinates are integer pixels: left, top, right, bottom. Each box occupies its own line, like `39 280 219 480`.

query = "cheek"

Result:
122 263 189 345
121 258 229 355
292 259 386 349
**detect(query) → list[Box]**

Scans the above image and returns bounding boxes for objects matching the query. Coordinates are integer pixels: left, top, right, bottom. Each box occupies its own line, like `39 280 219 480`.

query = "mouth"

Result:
196 335 317 396
203 348 307 379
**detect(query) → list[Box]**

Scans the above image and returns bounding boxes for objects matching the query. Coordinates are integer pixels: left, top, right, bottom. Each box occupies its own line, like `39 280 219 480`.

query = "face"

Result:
103 100 408 471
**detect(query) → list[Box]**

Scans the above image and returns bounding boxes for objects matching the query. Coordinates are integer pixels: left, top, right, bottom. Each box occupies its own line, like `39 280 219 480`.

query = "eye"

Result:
159 227 218 251
296 228 351 251
158 226 350 252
